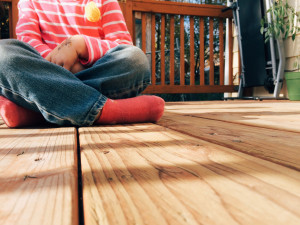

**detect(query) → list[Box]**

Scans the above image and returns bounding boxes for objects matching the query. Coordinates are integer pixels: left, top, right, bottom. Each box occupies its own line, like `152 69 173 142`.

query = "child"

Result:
0 0 164 127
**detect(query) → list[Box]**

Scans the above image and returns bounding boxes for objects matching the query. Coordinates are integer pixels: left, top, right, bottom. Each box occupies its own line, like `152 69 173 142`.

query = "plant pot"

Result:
285 72 300 101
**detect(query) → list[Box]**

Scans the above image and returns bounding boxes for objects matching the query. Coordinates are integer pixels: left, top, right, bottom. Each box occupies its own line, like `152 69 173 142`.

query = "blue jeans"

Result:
0 39 150 126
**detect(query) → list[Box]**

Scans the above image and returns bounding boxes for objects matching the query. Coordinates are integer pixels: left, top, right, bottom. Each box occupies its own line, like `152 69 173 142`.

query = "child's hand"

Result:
70 62 86 74
45 35 88 73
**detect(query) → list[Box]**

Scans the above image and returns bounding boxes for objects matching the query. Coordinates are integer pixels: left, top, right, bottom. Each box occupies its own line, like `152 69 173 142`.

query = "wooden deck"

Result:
1 100 300 225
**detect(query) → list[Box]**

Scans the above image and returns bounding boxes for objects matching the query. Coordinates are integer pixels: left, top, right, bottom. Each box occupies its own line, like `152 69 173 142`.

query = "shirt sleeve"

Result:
80 0 133 66
16 0 52 58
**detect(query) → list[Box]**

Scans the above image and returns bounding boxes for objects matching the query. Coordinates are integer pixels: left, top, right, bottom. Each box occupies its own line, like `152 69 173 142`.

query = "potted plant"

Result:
260 0 300 100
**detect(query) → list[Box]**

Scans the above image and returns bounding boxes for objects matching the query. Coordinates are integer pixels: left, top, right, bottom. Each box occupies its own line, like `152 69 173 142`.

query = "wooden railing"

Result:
119 0 236 94
1 0 237 94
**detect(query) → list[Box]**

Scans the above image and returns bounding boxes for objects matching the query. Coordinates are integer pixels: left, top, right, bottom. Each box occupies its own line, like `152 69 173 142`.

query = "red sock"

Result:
0 96 45 128
96 95 165 125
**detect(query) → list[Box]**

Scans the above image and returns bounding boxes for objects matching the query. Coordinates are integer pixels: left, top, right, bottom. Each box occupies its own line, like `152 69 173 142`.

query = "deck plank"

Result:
79 124 300 225
158 111 300 171
0 123 78 225
164 101 300 132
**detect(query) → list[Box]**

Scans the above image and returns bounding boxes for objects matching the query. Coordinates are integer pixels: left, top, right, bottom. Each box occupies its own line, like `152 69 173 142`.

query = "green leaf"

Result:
260 27 264 35
284 31 289 39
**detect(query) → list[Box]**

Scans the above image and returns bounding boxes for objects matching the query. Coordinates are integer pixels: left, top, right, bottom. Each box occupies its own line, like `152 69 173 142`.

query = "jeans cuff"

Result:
82 94 107 126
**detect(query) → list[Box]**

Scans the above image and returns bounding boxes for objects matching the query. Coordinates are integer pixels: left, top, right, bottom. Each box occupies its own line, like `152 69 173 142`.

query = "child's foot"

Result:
0 96 45 128
96 95 165 125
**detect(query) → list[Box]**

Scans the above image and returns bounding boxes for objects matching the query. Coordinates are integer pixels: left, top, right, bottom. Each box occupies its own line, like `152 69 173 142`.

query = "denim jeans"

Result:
0 39 150 126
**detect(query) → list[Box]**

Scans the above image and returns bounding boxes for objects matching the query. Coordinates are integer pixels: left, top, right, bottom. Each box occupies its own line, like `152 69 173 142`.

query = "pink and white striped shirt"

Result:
16 0 133 66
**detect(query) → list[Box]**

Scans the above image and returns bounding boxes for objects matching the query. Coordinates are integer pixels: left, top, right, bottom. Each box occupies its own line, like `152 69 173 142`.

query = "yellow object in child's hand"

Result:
85 1 101 22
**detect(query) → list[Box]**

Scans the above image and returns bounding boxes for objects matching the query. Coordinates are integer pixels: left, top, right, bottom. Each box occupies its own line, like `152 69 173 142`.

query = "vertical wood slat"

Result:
141 13 146 53
180 15 185 86
160 14 165 86
200 17 205 86
132 12 136 46
8 2 13 38
123 0 134 43
170 15 175 86
219 18 224 85
151 13 156 85
228 18 233 85
209 17 214 86
190 16 195 86
12 0 18 38
238 48 241 81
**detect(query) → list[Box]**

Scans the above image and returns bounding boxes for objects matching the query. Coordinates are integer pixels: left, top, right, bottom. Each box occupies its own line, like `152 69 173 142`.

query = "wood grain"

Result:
0 125 78 225
79 124 300 225
163 101 300 133
158 111 300 171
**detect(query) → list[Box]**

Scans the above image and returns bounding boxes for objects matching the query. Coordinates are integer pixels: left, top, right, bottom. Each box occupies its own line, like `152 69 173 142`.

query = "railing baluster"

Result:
200 17 205 86
219 18 224 85
170 15 175 86
229 18 233 85
190 16 195 86
151 13 156 85
209 17 214 86
9 2 13 38
238 48 241 82
142 12 146 53
132 12 136 46
180 15 185 86
161 14 165 86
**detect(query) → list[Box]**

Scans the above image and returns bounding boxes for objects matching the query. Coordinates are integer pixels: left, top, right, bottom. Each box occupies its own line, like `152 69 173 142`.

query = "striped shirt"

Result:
16 0 133 66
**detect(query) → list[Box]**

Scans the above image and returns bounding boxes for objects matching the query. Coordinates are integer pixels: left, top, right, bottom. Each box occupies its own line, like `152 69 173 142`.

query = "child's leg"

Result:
0 39 105 127
76 45 165 124
0 41 164 127
75 45 151 99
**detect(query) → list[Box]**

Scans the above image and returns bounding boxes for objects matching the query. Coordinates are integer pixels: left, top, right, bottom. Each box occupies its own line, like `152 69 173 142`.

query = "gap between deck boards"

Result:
76 128 84 225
